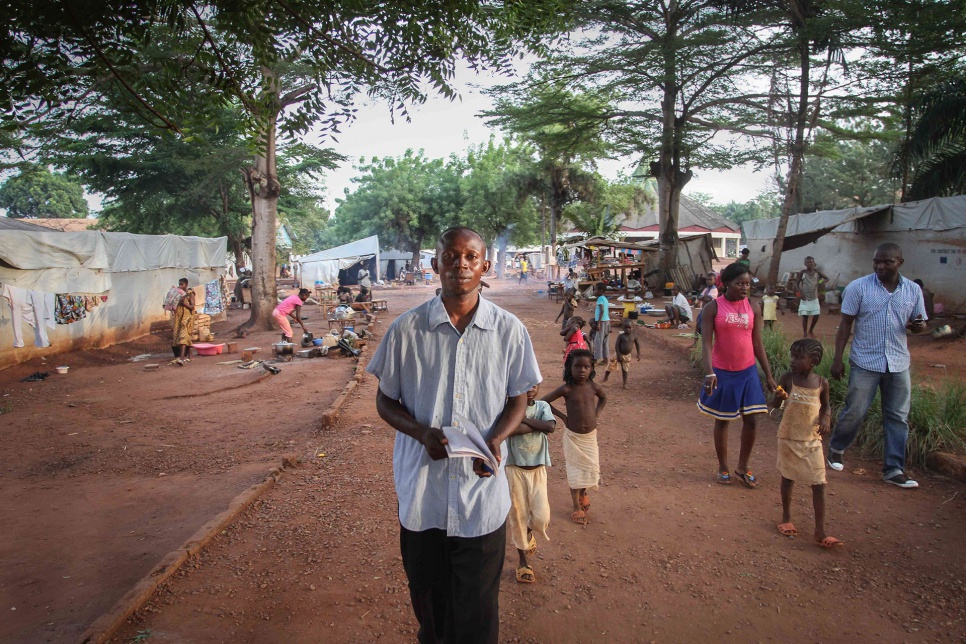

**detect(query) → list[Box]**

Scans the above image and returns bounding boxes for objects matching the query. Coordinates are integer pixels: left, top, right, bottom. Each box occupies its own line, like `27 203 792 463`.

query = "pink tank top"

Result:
712 296 755 371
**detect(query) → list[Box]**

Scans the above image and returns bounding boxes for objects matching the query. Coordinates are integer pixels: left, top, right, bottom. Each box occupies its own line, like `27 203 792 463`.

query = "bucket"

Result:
55 365 69 375
312 338 324 346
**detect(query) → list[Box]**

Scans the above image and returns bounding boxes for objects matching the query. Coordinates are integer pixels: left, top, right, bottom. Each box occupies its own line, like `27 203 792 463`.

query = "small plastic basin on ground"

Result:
192 343 226 356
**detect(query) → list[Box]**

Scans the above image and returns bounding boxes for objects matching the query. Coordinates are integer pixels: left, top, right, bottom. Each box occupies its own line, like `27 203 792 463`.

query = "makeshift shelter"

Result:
564 234 718 290
0 222 227 367
743 195 966 312
379 248 420 282
297 235 380 288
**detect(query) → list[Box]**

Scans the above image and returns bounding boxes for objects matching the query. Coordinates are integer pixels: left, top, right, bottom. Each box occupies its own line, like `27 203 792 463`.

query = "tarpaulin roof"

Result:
742 195 966 250
298 235 379 263
0 229 226 292
297 235 380 286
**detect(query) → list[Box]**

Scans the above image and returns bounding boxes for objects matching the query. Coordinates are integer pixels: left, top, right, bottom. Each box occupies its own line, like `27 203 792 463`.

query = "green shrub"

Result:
759 331 966 470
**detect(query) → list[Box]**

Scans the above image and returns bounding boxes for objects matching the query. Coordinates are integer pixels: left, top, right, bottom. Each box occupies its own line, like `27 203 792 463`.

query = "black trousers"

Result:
399 522 506 644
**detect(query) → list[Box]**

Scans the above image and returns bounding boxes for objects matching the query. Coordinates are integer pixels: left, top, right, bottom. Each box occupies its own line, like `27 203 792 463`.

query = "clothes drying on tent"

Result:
203 279 224 315
1 283 56 348
55 294 90 325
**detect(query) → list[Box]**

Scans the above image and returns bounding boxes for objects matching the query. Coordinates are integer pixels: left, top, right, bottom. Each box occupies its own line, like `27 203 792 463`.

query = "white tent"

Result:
743 195 966 312
0 224 227 367
297 235 380 287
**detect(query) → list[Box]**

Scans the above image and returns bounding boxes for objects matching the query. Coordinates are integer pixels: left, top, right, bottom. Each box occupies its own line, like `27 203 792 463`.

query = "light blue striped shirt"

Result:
841 273 926 373
366 295 542 537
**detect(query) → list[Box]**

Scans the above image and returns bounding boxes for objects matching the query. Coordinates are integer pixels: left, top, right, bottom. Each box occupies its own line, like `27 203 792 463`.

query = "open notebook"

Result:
442 422 499 475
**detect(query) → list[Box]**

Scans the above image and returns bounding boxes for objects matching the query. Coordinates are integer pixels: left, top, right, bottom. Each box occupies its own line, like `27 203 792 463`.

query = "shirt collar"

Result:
427 293 496 331
873 273 908 290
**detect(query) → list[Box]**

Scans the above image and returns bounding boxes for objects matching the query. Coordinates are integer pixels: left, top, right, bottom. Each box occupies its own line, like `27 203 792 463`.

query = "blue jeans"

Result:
829 362 911 477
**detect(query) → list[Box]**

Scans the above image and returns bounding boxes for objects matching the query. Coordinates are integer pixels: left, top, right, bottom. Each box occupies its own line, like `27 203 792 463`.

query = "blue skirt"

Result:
697 363 768 420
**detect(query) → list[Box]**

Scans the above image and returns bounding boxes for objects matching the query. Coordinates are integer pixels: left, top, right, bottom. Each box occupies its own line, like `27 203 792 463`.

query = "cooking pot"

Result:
301 332 314 348
273 341 295 356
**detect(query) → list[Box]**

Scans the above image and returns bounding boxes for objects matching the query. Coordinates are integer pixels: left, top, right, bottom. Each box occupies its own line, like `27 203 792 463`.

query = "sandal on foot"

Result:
735 470 759 489
579 491 590 512
515 565 536 584
817 536 844 549
525 533 537 556
777 522 798 537
571 510 588 526
717 471 732 485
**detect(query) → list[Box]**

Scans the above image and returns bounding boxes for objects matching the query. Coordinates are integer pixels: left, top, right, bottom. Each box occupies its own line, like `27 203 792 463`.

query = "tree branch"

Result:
61 4 182 134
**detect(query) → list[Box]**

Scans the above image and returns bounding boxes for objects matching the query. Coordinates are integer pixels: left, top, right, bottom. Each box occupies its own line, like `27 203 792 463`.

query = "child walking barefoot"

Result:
603 318 641 388
506 385 556 584
771 338 843 549
543 349 607 526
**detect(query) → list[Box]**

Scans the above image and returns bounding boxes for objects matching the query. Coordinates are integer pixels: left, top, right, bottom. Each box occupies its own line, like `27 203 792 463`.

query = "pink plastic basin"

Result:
192 343 225 356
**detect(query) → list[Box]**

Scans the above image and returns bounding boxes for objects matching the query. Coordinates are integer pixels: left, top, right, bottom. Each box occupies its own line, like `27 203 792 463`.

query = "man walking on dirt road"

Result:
827 242 927 489
368 226 542 643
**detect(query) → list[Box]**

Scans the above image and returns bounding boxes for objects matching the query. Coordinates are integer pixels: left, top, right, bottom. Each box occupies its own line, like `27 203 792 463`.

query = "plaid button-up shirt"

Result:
367 295 541 538
841 273 926 373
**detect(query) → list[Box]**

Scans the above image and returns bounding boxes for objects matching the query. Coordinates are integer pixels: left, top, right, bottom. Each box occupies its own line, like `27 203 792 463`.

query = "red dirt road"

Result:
110 282 966 643
0 315 356 643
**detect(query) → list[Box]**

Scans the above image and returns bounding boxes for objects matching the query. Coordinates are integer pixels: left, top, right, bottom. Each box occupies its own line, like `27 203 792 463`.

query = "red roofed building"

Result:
618 194 741 259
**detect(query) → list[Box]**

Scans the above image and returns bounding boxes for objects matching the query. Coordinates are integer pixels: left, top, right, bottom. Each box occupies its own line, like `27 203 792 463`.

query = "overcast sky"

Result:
312 66 772 213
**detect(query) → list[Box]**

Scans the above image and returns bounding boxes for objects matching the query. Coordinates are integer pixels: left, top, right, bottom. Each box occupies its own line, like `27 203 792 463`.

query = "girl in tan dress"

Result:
771 338 843 548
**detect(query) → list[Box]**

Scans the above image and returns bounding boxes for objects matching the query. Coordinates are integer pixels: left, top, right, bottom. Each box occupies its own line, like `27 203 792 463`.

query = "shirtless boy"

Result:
542 349 607 526
603 318 641 388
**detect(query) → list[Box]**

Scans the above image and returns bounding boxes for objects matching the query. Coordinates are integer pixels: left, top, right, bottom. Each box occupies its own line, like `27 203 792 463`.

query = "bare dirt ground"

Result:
0 310 357 643
105 280 966 643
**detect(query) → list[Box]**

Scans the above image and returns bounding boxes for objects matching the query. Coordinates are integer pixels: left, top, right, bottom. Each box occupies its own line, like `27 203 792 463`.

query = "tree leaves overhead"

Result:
1 0 571 144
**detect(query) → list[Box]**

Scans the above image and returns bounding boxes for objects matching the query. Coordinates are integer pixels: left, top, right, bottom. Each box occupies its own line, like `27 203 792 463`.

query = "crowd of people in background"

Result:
197 230 934 644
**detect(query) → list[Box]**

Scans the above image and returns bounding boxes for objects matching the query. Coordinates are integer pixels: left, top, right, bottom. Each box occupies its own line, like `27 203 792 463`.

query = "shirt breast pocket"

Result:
894 297 915 322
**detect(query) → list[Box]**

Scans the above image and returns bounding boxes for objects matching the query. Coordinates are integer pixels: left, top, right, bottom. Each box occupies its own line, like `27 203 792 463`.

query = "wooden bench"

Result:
371 298 388 312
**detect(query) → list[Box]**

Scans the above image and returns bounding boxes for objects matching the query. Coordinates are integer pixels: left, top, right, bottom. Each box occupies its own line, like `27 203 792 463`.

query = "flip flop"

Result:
717 471 732 485
817 536 844 549
525 533 537 556
515 565 536 584
579 491 590 512
777 522 798 537
571 510 588 526
735 470 759 489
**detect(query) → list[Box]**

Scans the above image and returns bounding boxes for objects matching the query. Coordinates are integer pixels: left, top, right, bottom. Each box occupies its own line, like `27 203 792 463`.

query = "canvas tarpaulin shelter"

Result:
297 235 380 287
0 226 227 367
742 195 966 311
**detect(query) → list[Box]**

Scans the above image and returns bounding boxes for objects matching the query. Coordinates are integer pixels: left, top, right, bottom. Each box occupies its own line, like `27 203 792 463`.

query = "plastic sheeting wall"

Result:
747 226 966 313
0 268 223 368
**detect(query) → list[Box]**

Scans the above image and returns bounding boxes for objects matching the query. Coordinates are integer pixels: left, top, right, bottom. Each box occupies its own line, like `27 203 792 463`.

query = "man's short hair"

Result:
437 226 486 250
178 278 188 286
876 242 903 257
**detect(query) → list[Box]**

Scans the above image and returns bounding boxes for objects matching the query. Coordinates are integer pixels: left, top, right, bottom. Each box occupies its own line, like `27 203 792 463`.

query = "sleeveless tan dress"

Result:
777 384 827 485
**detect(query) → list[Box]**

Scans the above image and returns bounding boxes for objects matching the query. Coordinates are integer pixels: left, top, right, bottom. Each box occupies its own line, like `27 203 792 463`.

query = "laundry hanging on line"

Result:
1 283 56 348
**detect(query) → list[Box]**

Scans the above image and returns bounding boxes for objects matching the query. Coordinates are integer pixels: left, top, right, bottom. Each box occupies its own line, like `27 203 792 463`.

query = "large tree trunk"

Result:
243 117 281 330
653 45 692 273
768 40 811 287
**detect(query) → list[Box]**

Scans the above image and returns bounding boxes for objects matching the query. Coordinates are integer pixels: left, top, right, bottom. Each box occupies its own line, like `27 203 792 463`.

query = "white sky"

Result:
313 66 771 213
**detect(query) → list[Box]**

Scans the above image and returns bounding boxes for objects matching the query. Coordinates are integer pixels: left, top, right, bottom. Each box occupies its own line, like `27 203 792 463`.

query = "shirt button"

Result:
450 476 456 480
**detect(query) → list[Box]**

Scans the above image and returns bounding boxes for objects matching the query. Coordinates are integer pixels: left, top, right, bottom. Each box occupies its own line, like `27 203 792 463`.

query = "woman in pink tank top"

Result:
696 263 777 489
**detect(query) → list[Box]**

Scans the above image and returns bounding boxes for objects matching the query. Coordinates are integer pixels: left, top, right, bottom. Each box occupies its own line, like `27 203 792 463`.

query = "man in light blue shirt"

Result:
368 227 541 643
828 243 927 488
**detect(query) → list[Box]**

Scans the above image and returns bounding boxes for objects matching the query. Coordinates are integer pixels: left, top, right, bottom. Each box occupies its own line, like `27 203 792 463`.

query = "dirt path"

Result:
0 310 357 643
109 282 966 643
